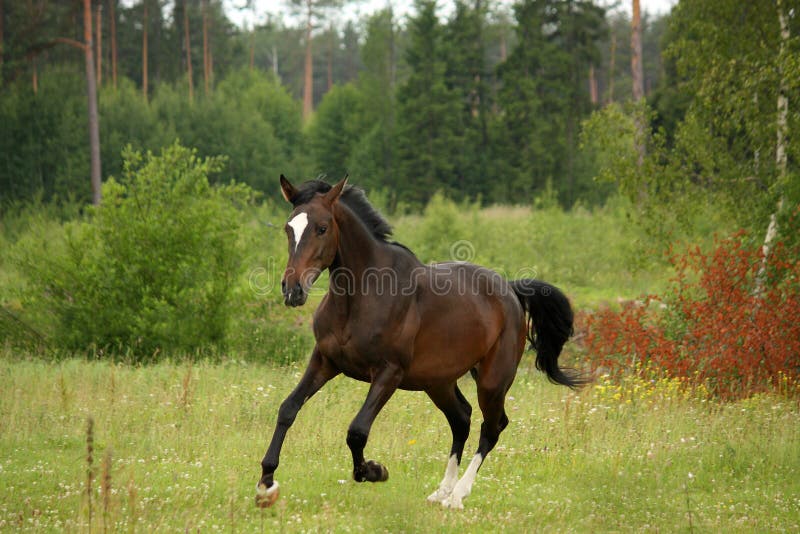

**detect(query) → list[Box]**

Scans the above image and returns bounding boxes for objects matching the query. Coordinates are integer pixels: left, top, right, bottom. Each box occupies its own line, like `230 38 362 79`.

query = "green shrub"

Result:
11 143 254 360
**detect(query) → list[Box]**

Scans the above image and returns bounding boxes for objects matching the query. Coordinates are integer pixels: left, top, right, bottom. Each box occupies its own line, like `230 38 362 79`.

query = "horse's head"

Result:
279 174 347 307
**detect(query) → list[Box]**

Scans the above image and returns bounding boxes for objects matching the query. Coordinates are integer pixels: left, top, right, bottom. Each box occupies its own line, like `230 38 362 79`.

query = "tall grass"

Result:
1 357 797 531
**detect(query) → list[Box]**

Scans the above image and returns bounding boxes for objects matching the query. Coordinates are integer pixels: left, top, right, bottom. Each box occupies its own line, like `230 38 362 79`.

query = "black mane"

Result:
289 179 395 243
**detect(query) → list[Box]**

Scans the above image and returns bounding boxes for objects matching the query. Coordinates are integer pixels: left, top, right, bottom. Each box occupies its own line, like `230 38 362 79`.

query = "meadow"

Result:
1 357 798 532
3 194 796 532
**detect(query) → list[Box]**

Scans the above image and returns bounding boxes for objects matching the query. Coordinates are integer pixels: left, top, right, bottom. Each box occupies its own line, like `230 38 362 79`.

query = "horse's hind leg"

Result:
442 388 508 509
425 383 472 503
442 342 518 509
347 363 404 483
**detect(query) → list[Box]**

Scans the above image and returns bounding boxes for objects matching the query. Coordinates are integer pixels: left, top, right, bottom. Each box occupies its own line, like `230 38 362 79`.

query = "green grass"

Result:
1 357 798 532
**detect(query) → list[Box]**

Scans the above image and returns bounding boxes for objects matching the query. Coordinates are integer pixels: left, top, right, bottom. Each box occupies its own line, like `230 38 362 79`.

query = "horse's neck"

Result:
330 203 381 278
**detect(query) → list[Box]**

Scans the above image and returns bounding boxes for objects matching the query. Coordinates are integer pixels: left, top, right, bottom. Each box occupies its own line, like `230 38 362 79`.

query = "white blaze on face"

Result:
288 212 309 252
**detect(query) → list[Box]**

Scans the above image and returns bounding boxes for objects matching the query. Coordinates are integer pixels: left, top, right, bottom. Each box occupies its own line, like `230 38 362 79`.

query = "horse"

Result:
256 175 586 509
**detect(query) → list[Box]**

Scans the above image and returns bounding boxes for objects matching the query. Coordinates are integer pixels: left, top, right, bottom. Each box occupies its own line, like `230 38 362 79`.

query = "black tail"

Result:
510 279 587 389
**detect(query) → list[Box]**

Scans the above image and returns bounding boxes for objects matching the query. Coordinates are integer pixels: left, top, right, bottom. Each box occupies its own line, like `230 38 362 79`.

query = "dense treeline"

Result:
1 0 669 208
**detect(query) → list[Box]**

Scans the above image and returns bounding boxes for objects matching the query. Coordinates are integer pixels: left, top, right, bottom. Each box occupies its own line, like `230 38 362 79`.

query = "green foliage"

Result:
10 143 253 359
630 0 800 242
493 0 606 206
159 69 306 195
346 8 400 199
411 192 476 263
0 70 91 202
396 1 464 206
100 78 176 182
0 69 305 205
441 1 492 200
307 83 366 179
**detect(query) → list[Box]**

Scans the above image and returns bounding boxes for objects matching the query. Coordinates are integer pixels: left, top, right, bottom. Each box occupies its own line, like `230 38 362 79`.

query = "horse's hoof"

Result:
366 460 389 482
255 481 280 508
427 487 451 503
377 463 389 482
355 461 389 483
442 495 464 510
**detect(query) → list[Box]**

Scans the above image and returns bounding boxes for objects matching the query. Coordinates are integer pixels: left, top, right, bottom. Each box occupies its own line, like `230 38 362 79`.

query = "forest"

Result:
2 0 674 207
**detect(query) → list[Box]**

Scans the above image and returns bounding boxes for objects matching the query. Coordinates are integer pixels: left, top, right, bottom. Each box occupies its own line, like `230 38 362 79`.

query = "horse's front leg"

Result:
347 363 404 483
256 347 339 507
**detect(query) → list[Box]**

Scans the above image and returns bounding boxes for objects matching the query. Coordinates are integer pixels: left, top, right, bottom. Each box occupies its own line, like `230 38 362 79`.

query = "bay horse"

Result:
256 175 585 509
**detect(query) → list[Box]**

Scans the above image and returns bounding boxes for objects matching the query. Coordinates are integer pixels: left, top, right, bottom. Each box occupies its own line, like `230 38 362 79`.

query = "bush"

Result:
585 230 800 399
11 143 254 359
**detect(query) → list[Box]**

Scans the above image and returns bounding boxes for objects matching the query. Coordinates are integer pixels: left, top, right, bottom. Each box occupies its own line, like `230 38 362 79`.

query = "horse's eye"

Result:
317 225 327 236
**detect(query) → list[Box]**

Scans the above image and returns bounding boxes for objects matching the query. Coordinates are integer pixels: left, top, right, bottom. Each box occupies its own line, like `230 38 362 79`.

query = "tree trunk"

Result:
631 0 646 178
109 0 117 88
183 0 193 101
608 30 615 103
302 0 313 121
631 0 644 102
0 0 4 83
249 26 255 71
32 57 38 93
142 0 148 101
756 0 790 292
84 0 102 205
203 0 209 95
589 64 598 105
775 1 789 180
327 24 333 92
95 3 102 85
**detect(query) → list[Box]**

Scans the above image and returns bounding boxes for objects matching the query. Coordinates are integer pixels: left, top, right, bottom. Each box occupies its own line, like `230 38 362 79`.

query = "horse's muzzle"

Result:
282 280 307 307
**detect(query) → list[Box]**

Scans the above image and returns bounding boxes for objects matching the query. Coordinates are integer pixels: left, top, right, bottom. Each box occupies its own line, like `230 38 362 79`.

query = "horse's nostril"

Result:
281 280 287 293
294 282 302 294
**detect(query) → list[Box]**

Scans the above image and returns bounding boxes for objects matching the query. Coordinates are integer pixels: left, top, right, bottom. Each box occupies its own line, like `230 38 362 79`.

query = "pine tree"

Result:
443 0 491 199
396 0 462 205
493 0 605 204
347 8 398 196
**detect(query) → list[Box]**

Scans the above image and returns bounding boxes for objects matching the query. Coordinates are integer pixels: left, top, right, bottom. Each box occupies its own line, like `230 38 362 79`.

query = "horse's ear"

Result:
280 174 297 203
323 174 348 205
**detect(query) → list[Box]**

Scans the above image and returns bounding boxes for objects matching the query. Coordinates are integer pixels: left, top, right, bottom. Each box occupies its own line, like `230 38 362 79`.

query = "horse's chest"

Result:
317 336 372 381
315 322 395 381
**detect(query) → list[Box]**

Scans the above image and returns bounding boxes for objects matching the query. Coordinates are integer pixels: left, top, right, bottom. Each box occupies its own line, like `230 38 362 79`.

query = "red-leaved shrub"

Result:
584 231 800 399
